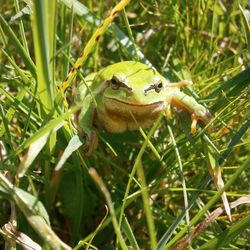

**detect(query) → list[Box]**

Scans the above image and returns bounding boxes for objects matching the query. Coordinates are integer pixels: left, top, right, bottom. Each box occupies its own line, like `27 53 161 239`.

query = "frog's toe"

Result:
191 114 198 134
169 80 193 88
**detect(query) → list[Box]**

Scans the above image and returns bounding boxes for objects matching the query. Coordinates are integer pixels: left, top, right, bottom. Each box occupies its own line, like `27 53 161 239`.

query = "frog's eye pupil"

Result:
110 77 120 90
111 78 118 85
155 81 163 93
158 82 163 88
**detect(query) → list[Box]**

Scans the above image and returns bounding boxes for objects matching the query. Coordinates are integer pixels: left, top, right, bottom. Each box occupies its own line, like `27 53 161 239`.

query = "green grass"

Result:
0 0 250 249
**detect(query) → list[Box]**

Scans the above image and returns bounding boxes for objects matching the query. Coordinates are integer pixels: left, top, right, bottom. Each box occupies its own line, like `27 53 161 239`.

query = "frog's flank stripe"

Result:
60 0 131 93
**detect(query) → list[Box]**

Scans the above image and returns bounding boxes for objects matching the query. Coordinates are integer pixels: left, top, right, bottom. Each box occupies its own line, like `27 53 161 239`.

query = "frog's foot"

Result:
84 130 98 156
191 111 212 134
168 80 193 88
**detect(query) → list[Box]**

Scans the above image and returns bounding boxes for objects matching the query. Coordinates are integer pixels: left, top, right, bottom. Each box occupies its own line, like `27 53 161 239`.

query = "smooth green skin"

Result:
75 61 210 151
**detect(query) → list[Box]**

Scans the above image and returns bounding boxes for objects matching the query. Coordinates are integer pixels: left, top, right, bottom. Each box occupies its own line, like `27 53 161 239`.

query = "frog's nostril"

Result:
127 86 133 93
125 89 133 98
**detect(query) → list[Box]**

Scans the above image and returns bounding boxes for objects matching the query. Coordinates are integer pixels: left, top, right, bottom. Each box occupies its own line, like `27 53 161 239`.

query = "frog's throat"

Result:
103 97 164 118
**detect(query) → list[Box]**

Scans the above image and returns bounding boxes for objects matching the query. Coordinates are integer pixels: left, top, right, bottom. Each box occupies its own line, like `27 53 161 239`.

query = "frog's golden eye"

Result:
110 76 120 90
109 73 132 91
144 80 163 94
154 80 163 93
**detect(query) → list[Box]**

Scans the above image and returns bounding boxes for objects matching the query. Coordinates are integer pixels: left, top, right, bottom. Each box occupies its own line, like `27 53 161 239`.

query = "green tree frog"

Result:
75 61 211 153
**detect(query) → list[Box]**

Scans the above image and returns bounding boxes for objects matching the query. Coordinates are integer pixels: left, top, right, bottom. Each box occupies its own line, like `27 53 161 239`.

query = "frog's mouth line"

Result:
104 96 164 108
104 97 164 118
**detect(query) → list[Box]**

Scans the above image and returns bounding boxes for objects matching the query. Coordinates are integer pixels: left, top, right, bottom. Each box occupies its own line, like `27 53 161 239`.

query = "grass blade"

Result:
121 216 140 250
0 173 71 250
31 0 54 115
199 213 250 249
164 155 250 249
0 15 36 77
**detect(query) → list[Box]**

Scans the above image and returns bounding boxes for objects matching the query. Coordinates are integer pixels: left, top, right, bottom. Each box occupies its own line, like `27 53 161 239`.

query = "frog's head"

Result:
93 61 170 118
98 61 170 117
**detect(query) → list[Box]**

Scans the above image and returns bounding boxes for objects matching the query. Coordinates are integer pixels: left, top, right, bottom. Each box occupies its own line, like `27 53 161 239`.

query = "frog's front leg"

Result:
168 80 193 88
77 95 98 154
168 83 211 133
